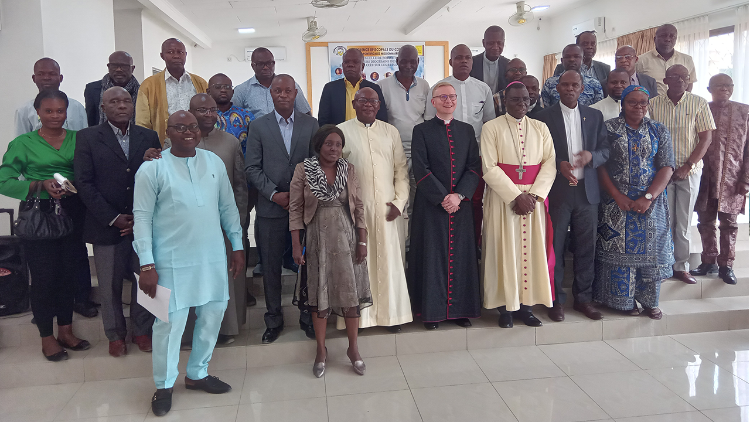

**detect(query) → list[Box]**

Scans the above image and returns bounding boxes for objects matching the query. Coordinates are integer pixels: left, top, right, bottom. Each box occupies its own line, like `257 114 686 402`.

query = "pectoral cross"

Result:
516 163 526 180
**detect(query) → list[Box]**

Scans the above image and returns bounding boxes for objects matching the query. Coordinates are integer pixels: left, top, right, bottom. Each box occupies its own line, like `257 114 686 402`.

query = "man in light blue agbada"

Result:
133 110 244 417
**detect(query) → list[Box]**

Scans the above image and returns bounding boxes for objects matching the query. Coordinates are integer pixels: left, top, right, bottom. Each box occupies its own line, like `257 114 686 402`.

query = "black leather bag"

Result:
14 185 73 240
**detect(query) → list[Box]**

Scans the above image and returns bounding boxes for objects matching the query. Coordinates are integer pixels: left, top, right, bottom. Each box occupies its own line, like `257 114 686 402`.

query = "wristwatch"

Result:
644 193 653 200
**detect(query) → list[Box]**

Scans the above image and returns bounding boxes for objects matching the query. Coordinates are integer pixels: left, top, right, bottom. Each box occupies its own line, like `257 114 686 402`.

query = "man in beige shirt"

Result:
636 24 697 96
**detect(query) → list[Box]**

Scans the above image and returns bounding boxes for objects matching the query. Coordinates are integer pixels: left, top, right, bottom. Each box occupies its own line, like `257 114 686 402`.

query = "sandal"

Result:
57 338 91 351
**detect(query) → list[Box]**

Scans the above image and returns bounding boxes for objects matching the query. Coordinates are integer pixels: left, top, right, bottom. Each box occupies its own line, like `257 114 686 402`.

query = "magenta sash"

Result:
497 162 556 300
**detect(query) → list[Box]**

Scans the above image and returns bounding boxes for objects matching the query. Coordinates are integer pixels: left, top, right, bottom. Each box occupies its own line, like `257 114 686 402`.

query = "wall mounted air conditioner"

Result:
572 17 605 37
245 47 287 62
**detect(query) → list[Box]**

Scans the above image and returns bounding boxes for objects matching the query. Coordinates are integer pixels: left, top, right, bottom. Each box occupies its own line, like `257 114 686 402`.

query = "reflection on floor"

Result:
1 329 747 422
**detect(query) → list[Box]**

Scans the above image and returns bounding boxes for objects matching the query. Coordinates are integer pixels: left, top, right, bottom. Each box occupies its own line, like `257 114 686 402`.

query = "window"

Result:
698 26 734 101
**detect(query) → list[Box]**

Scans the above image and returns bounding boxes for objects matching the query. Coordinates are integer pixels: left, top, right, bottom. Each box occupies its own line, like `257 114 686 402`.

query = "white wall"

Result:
141 9 195 78
546 0 747 55
114 8 145 82
39 0 115 105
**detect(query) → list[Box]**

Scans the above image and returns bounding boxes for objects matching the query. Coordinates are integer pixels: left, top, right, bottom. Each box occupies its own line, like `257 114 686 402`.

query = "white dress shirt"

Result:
560 102 584 180
165 69 197 115
424 75 495 144
482 54 500 94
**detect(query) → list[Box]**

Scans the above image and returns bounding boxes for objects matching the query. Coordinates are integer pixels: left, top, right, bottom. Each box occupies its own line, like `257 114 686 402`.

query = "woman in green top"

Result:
0 90 91 361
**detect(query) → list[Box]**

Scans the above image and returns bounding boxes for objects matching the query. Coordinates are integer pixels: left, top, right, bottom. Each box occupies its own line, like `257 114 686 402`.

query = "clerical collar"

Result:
560 102 578 112
442 118 453 125
515 117 523 122
483 53 499 64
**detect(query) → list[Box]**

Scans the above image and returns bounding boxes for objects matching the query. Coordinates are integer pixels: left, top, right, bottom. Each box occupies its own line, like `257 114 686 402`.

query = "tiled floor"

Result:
1 330 747 422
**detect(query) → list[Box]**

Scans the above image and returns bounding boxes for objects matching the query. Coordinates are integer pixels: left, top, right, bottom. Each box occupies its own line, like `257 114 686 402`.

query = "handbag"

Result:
14 183 73 240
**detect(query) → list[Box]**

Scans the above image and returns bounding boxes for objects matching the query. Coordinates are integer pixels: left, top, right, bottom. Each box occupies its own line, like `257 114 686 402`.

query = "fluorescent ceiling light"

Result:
531 5 550 11
238 28 256 34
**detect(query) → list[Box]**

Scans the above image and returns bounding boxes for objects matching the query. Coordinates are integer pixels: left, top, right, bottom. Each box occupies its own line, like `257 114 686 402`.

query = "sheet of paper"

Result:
136 283 171 323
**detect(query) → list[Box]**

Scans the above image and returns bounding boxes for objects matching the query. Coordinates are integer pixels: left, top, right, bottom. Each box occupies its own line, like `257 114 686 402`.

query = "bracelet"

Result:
140 264 155 272
358 242 367 246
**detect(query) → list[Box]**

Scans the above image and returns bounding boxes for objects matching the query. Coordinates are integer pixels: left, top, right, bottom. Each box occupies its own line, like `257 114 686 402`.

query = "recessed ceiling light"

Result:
238 28 256 34
531 5 550 11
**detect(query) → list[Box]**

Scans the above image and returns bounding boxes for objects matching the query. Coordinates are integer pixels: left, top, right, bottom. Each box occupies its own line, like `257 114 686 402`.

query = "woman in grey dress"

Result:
289 125 371 378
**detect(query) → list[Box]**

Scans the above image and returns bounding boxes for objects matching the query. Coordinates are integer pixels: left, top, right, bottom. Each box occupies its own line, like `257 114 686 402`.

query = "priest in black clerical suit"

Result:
407 82 482 330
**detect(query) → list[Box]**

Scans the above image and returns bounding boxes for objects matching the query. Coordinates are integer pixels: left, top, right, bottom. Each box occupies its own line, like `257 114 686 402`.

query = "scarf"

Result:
99 74 140 125
303 157 348 202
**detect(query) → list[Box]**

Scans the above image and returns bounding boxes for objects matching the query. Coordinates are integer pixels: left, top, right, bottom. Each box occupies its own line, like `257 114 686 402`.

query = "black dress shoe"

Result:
301 323 316 339
73 302 98 318
185 375 232 394
498 313 513 328
424 322 439 330
246 292 257 307
57 338 91 351
719 266 737 285
453 318 472 327
516 311 543 327
151 388 173 416
262 327 282 344
386 325 402 333
44 349 69 362
690 263 719 276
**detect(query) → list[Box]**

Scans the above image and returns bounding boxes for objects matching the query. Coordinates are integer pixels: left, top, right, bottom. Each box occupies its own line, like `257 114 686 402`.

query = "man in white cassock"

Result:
481 82 556 328
337 87 412 332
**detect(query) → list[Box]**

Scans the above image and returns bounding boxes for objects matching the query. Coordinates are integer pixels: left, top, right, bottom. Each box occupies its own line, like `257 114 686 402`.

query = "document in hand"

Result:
135 281 171 323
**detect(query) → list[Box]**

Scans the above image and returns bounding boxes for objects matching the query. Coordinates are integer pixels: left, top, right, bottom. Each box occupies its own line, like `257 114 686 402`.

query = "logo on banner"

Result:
333 46 347 56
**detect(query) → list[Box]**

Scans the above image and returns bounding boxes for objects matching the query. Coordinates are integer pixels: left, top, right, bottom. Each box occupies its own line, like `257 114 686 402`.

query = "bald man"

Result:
318 48 388 126
84 51 140 126
134 110 244 415
637 24 697 96
649 64 715 284
470 25 510 94
135 38 208 142
15 58 88 136
75 87 161 357
494 58 528 116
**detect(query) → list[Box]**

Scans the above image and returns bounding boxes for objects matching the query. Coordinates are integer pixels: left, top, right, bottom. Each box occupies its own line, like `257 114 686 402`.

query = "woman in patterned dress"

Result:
594 85 675 319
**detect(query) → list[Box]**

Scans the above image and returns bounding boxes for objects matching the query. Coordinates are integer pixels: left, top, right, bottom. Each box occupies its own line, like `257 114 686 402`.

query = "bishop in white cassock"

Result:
337 87 412 330
480 82 556 328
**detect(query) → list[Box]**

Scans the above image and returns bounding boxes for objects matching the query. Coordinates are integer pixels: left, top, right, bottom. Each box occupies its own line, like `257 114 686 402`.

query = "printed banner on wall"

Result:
328 43 425 83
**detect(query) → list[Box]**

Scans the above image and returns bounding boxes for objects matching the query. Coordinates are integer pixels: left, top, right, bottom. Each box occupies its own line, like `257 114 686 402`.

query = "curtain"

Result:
734 5 749 103
617 27 657 55
597 38 618 71
543 53 558 82
674 16 710 95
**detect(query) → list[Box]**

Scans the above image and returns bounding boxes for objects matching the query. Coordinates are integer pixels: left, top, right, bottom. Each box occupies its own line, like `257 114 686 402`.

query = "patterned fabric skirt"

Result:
303 189 372 319
593 193 674 310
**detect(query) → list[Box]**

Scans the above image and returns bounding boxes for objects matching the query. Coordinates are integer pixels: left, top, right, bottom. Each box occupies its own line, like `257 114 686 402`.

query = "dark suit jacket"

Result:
245 111 320 219
84 80 103 127
536 103 609 205
527 101 544 120
636 73 659 98
555 60 611 97
317 79 388 126
74 122 161 245
470 53 510 94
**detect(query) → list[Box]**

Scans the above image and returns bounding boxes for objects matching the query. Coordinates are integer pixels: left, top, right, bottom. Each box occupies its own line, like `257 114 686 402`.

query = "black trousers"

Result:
24 196 88 337
257 215 312 329
549 183 598 305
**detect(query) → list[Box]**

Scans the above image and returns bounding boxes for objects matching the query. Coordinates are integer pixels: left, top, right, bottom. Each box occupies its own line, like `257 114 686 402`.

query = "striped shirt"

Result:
649 92 716 173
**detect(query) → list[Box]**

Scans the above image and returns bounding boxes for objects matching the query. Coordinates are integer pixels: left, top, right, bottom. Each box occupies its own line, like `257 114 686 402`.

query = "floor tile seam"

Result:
241 392 327 405
325 385 410 397
639 367 702 412
602 337 655 372
51 380 87 422
406 384 426 422
488 381 521 422
465 342 492 384
565 371 626 420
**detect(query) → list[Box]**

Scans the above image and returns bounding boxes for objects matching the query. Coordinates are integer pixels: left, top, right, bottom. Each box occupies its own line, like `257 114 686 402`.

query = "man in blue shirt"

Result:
542 44 604 108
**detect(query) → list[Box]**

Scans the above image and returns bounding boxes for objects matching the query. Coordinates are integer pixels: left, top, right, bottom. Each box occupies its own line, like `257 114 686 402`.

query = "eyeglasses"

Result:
625 100 649 108
507 67 527 74
355 98 380 106
107 63 131 70
210 84 232 90
507 96 531 104
168 123 200 133
615 55 635 61
665 74 690 82
432 94 457 102
252 60 275 68
194 107 218 115
710 83 734 89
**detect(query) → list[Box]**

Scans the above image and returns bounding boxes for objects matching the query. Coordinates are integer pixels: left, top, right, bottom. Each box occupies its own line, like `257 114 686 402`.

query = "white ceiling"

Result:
164 0 591 42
